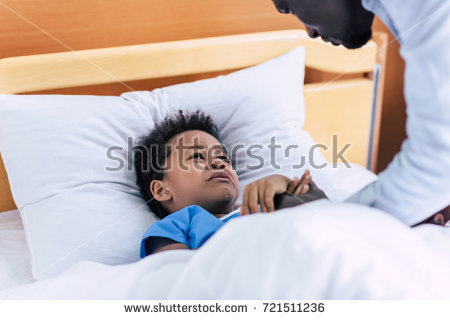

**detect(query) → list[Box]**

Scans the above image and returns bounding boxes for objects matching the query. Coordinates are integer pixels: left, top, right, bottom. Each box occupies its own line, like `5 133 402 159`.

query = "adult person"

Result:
271 0 450 226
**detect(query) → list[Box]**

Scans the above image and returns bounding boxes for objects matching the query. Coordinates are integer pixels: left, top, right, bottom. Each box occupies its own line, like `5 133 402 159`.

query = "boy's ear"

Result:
150 180 172 202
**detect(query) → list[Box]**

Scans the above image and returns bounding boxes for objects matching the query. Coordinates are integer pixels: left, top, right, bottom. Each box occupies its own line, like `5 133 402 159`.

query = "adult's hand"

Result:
413 205 450 227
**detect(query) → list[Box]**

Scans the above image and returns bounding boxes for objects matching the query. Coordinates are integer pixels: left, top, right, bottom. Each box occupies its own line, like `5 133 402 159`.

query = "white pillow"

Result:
121 47 338 198
0 47 368 280
0 95 157 280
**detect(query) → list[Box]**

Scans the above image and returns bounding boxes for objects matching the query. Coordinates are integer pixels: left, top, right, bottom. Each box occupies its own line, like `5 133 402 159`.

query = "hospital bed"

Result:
1 29 449 299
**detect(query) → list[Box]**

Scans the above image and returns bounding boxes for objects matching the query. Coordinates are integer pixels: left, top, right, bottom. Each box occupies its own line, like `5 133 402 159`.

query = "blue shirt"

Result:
140 205 240 257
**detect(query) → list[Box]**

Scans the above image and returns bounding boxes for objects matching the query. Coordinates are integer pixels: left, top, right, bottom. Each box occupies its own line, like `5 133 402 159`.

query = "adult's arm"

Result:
347 0 450 226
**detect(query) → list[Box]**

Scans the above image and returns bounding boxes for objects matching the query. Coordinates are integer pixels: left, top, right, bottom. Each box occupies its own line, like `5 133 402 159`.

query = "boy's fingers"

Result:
293 183 303 195
295 170 310 191
264 186 276 212
302 184 310 194
287 176 299 194
296 184 310 194
258 185 268 213
240 187 249 215
301 176 312 194
294 175 311 195
298 172 307 186
248 186 260 214
301 169 310 179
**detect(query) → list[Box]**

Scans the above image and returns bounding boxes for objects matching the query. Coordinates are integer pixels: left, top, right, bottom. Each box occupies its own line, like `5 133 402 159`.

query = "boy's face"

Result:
152 130 240 215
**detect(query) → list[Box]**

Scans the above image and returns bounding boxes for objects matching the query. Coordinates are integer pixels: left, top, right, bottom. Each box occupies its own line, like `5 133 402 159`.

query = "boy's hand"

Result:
287 170 312 195
241 170 312 215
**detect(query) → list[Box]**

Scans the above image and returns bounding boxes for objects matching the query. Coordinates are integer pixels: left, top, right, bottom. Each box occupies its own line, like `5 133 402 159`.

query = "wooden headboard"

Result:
0 29 387 212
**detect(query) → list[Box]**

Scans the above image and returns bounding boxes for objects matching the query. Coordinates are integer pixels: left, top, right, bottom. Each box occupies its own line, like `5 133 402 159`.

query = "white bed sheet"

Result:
2 200 450 299
0 209 33 291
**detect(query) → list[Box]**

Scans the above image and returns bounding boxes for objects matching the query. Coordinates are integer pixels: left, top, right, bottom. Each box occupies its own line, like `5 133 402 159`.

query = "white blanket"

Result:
2 200 450 299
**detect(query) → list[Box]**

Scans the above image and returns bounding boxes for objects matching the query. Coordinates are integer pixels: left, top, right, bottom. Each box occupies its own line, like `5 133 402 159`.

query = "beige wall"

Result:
0 0 406 172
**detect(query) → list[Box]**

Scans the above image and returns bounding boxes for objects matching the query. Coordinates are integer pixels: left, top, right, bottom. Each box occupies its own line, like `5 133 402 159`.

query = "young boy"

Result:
134 110 326 257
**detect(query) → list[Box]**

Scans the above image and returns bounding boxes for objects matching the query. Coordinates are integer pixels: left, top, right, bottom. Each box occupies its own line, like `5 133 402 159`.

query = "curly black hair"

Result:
134 110 221 219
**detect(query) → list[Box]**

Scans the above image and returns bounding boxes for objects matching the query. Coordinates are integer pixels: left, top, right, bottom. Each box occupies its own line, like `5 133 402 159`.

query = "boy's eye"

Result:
218 155 231 163
189 152 205 160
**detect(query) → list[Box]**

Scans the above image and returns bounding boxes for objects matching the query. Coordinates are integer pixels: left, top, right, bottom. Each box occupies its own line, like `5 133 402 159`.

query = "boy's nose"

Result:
210 159 225 170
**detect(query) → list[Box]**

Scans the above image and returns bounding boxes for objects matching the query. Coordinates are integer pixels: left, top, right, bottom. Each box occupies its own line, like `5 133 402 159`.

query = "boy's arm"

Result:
145 236 190 255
